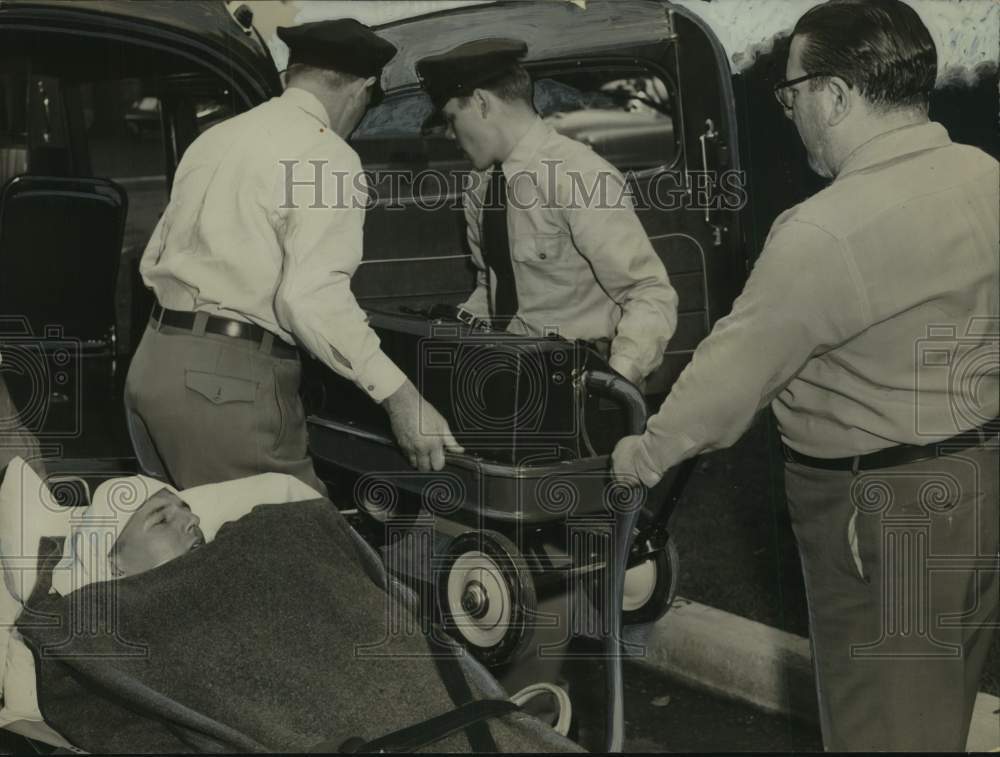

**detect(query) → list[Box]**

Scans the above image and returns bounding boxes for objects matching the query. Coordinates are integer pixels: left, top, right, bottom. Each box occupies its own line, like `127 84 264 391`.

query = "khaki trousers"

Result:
124 323 326 496
785 444 999 751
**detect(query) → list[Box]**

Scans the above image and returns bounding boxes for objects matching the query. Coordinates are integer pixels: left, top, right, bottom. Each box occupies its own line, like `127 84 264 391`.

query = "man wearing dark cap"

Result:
126 19 462 492
417 40 677 387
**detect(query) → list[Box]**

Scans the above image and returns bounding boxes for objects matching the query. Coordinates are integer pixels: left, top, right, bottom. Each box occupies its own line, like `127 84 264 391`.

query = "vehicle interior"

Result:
0 24 250 462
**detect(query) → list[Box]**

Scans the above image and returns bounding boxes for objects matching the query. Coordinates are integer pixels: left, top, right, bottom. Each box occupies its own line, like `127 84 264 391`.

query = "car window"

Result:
1 29 254 360
534 69 676 174
352 65 676 178
78 78 169 256
353 91 467 176
192 99 235 135
0 74 29 187
79 78 236 254
357 94 435 139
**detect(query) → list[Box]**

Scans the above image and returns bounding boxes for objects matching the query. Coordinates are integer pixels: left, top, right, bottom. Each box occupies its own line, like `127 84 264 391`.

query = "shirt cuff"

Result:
356 351 408 403
635 429 700 485
608 353 640 383
632 440 664 488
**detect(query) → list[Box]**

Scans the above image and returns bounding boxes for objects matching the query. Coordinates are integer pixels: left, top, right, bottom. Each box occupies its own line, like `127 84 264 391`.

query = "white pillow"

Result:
0 571 20 691
1 630 41 723
42 472 320 597
0 457 71 715
0 458 72 605
0 471 321 721
180 472 322 541
0 467 174 717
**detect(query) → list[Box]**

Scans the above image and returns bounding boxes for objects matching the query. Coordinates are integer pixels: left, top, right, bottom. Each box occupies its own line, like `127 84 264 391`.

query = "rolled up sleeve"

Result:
631 219 867 479
273 149 406 402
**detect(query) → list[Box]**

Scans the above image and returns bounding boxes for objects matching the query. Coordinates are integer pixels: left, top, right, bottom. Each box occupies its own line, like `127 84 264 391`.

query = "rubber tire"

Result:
622 534 679 627
437 529 537 667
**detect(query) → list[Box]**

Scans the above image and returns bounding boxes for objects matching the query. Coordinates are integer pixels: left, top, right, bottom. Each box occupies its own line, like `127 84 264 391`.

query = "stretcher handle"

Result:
603 483 644 753
581 369 647 437
582 369 648 752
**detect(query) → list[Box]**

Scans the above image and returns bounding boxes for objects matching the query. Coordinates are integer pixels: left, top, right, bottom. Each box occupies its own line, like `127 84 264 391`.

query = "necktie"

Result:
482 165 518 330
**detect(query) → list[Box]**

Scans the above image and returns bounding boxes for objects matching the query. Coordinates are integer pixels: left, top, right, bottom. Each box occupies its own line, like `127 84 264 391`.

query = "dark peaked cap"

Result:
277 19 397 79
417 38 529 110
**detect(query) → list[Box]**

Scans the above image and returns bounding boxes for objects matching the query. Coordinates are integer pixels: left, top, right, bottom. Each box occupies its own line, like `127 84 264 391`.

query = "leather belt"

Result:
782 418 999 472
149 304 298 360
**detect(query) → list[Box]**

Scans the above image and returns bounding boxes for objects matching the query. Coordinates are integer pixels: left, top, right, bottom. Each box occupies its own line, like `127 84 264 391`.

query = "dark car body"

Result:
0 0 997 460
0 0 996 748
0 0 995 468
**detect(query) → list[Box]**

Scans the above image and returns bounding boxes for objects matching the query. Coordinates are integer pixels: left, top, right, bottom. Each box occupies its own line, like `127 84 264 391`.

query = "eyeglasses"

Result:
772 72 840 110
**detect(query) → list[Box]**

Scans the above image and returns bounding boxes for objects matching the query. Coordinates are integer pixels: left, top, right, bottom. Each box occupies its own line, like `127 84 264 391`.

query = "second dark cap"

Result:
416 38 529 110
277 19 397 79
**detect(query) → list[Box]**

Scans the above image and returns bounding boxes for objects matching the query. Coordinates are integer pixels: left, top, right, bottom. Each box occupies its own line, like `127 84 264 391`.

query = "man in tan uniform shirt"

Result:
613 0 998 751
416 40 677 386
126 20 462 492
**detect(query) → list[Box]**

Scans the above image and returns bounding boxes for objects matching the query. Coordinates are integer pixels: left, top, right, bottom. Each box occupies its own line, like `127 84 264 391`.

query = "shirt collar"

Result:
281 86 331 129
836 121 951 180
500 118 552 177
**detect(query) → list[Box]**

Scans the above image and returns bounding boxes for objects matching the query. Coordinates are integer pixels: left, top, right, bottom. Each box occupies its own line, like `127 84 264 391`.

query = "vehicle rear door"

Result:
0 0 280 457
351 0 748 396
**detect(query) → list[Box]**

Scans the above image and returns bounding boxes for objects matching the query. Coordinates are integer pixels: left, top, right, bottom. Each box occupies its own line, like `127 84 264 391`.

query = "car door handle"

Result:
38 81 53 144
698 118 717 224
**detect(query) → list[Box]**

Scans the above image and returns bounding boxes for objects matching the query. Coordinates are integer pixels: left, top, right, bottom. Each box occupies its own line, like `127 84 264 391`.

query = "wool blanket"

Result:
18 499 581 753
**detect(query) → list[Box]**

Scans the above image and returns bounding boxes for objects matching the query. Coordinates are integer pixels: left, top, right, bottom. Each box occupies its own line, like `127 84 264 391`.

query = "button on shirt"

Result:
461 119 678 381
627 122 999 484
140 87 406 401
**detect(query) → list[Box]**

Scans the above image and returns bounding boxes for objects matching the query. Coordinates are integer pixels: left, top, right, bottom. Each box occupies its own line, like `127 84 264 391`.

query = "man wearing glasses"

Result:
613 0 998 750
127 20 463 491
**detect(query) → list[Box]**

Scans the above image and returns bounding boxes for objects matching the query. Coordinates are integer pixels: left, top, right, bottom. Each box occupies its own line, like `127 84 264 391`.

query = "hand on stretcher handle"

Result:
582 369 648 438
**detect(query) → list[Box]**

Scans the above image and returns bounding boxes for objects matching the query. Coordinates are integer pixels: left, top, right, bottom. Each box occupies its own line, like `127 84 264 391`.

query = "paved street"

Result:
563 651 823 753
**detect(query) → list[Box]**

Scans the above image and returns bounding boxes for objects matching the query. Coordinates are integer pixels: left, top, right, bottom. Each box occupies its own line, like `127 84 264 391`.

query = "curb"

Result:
633 597 1000 752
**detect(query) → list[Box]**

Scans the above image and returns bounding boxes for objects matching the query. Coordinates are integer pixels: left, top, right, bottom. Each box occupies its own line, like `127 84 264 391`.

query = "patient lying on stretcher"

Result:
108 488 205 578
5 466 580 754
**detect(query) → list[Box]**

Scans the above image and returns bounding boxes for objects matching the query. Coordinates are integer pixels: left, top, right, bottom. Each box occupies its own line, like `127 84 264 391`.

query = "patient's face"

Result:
113 489 205 577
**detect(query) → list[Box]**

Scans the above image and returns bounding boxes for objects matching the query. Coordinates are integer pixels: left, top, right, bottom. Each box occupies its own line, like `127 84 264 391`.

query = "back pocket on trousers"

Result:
185 370 258 405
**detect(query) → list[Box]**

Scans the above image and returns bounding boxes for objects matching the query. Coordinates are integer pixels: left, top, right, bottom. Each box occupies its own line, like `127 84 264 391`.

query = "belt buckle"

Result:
222 320 242 338
456 306 491 333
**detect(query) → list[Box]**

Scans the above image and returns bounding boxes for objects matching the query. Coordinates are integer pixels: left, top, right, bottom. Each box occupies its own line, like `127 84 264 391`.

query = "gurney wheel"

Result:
622 534 679 626
438 530 536 667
